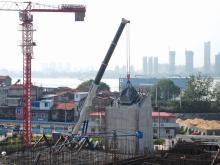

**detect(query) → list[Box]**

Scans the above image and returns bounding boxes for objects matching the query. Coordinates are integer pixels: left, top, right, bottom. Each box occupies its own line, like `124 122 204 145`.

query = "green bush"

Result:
177 126 187 134
153 138 165 145
153 100 220 113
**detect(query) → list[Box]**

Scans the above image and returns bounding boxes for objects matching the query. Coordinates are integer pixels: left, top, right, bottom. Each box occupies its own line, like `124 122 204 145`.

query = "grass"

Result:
0 136 23 154
0 136 22 145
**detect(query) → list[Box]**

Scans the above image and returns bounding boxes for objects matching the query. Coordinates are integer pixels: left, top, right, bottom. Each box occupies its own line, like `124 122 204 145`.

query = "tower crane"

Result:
0 1 86 146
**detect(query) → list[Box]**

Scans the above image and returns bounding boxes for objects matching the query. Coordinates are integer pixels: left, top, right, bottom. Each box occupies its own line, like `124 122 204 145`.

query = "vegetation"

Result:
176 126 187 134
213 82 220 104
32 135 52 142
150 79 181 112
182 73 213 102
151 79 180 101
76 79 110 92
0 135 53 154
0 136 23 154
90 137 104 143
0 136 22 145
150 74 220 113
153 138 165 145
179 73 215 113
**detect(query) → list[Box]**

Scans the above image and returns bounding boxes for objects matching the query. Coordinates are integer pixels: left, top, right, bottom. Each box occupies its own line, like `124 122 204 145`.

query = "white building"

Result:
74 92 88 102
152 112 178 139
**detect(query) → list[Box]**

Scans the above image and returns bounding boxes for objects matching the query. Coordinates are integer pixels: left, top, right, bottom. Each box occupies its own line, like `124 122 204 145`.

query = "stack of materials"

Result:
176 118 220 130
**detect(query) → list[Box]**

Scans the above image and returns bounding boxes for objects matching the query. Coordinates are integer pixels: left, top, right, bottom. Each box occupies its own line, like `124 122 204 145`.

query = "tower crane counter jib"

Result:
72 18 130 135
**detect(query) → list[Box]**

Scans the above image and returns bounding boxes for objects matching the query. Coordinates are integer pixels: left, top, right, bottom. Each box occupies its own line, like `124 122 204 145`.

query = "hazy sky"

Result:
0 0 220 72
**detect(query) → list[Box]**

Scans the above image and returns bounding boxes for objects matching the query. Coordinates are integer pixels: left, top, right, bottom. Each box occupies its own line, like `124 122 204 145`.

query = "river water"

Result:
12 77 220 93
13 78 120 92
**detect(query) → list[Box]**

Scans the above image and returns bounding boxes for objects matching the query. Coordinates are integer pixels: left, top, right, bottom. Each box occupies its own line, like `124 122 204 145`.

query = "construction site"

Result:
1 134 220 164
1 1 220 165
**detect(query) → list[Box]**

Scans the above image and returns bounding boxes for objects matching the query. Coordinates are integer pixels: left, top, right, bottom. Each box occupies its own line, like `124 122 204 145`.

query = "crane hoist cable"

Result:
126 23 130 80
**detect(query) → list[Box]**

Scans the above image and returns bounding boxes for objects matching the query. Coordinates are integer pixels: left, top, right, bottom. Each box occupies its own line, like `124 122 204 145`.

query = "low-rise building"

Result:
32 100 54 110
74 92 88 102
119 77 187 92
0 76 11 106
152 112 178 139
0 106 16 120
41 91 74 102
89 111 178 140
0 87 8 106
32 110 49 121
89 111 105 133
0 76 11 87
31 100 54 121
51 102 75 122
15 100 54 121
7 84 43 107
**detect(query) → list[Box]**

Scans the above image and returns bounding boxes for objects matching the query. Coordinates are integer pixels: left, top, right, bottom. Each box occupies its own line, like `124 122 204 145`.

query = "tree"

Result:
76 79 110 92
151 79 180 101
213 82 220 102
183 73 213 102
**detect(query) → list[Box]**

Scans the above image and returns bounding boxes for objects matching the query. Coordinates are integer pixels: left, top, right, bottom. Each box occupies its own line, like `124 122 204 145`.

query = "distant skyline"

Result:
0 0 220 72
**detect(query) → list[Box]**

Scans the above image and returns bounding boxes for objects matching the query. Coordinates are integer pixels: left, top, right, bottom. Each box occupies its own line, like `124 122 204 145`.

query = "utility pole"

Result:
65 101 67 123
155 86 158 106
179 90 182 109
155 86 160 139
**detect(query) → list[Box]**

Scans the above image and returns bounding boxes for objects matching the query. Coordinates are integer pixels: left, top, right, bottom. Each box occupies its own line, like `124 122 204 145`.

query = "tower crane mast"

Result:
0 1 86 146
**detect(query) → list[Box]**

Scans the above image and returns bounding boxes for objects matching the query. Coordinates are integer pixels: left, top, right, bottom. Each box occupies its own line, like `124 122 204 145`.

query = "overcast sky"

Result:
0 0 220 72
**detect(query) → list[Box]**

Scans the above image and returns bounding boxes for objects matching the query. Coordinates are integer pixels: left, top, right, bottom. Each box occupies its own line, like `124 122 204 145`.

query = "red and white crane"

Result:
0 1 86 146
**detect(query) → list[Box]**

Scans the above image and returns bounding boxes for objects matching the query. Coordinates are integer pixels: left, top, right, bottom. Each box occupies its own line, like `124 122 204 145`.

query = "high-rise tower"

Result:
153 56 158 75
204 41 211 74
185 50 194 75
143 56 148 75
215 53 220 76
148 57 153 75
169 51 175 75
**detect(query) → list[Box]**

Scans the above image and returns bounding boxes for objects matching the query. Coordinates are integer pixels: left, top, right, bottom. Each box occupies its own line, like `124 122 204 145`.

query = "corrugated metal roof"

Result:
42 94 57 99
9 84 23 89
9 84 38 89
152 112 176 117
89 112 105 116
0 76 10 80
89 111 176 117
